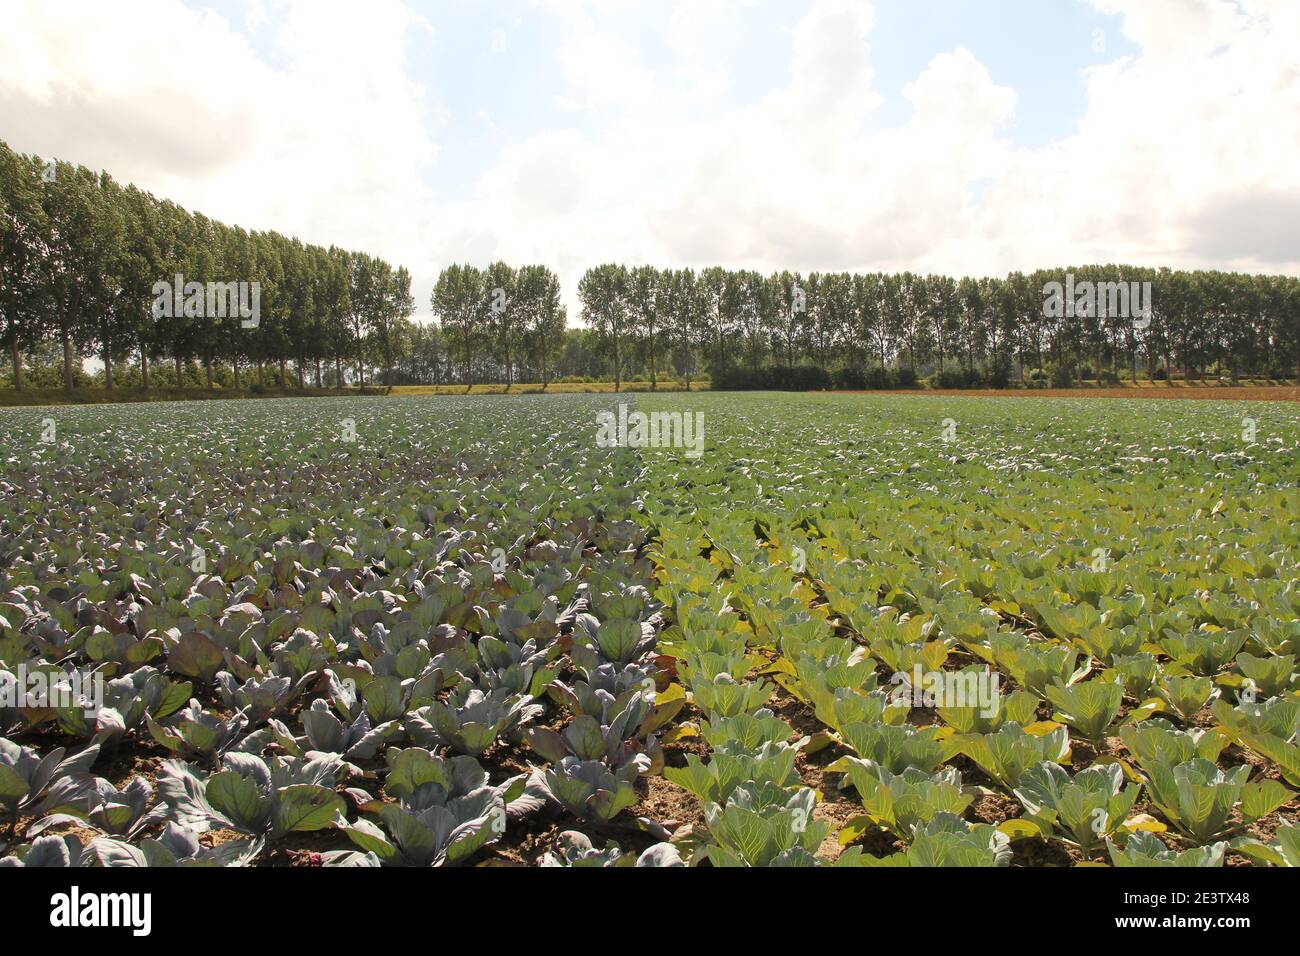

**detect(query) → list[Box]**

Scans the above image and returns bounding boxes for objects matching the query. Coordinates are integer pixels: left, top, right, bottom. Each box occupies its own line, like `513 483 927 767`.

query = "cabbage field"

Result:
1 392 1298 869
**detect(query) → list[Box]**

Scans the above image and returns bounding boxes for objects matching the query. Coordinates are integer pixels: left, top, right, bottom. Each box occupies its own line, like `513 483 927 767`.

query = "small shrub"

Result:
710 364 832 391
987 358 1012 389
773 365 832 391
864 366 891 389
935 367 985 389
833 367 867 390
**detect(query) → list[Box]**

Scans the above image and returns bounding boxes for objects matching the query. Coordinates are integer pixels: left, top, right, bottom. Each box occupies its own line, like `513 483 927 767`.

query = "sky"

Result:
1 0 1297 320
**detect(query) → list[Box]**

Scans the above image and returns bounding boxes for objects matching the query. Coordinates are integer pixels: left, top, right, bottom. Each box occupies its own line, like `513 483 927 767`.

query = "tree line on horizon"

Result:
568 264 1300 391
438 262 1299 390
1 141 414 392
5 141 1299 393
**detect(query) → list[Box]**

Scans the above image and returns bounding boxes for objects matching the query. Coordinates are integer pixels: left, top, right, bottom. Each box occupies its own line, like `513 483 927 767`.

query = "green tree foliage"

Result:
0 140 408 393
431 263 485 388
2 139 1298 393
516 264 566 388
571 262 1299 389
578 264 632 391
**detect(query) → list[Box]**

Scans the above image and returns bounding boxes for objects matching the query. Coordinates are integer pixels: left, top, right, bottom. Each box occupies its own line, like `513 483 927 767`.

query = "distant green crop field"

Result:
0 392 1297 868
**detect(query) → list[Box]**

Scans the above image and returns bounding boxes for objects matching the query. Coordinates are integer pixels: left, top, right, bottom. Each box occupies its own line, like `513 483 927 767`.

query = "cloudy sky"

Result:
1 0 1297 319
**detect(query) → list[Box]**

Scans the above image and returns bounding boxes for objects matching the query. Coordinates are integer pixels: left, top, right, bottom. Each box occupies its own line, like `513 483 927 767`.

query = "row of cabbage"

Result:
651 518 1031 865
2 391 1297 868
0 396 684 867
633 392 1300 865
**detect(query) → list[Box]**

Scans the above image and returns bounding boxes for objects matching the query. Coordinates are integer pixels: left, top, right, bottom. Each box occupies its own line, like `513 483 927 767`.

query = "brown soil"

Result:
1067 736 1131 771
479 817 567 866
639 775 704 834
266 828 349 866
199 827 258 854
797 748 862 861
1012 838 1081 867
768 685 830 741
852 828 907 859
830 386 1300 402
968 793 1020 826
1244 801 1300 843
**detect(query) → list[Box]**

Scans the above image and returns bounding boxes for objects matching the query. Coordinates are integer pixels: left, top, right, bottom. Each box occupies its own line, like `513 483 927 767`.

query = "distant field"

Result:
0 392 1297 868
0 385 384 408
389 381 709 396
0 381 710 407
5 377 1298 408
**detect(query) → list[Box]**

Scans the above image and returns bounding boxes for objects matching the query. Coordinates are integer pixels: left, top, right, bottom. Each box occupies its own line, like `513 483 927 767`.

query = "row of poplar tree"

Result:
1 141 426 391
4 141 1298 391
564 265 1300 390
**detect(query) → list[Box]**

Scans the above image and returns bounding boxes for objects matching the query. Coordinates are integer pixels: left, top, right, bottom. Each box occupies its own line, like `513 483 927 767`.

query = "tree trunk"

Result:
102 335 114 390
9 338 22 391
141 346 150 391
315 358 322 388
205 357 214 389
176 353 183 388
233 354 241 389
297 359 305 390
62 329 75 390
279 357 287 385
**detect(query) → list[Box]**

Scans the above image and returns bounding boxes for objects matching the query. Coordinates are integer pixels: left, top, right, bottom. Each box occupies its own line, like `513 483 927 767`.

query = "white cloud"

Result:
959 0 1300 274
1 0 1296 322
484 0 1300 289
0 0 436 276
